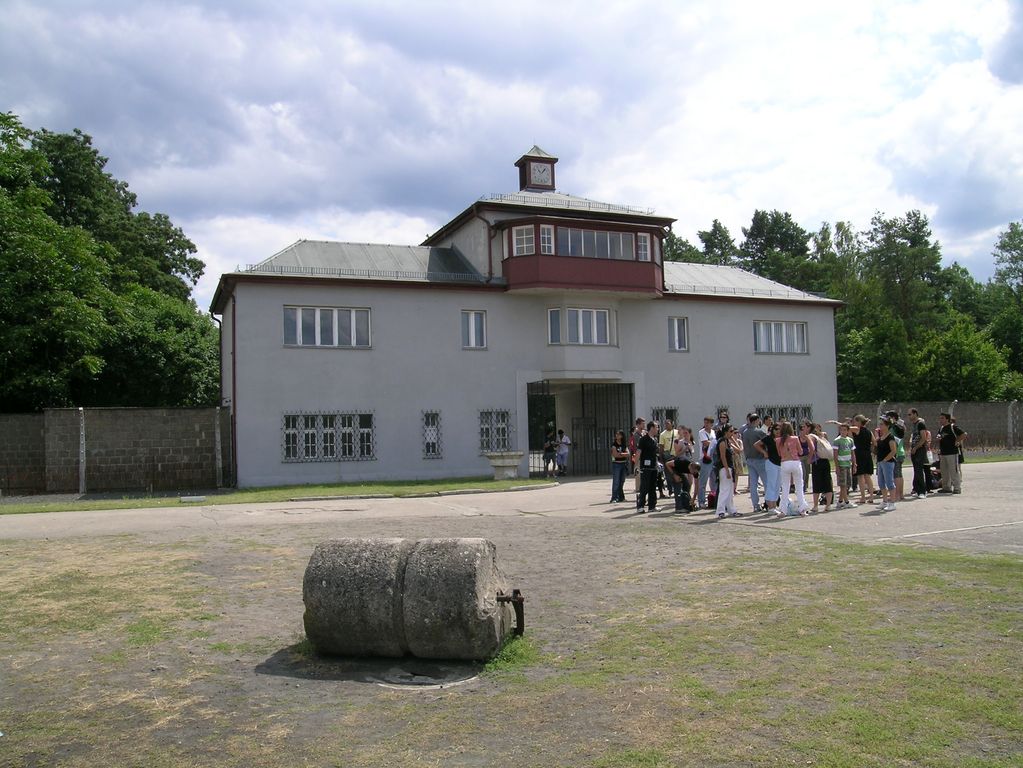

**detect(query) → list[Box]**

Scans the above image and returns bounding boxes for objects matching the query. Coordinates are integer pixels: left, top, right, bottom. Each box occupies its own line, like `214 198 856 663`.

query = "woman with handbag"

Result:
809 423 834 513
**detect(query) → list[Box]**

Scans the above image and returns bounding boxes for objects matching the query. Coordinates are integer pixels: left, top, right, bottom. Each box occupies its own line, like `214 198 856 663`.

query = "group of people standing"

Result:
611 408 968 519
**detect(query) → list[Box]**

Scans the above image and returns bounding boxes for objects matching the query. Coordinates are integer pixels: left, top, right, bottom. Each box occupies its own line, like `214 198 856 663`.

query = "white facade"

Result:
212 150 839 487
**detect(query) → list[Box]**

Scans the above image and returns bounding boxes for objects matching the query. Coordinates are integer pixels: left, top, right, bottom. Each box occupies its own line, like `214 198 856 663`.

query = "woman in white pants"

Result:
715 425 741 518
776 420 810 516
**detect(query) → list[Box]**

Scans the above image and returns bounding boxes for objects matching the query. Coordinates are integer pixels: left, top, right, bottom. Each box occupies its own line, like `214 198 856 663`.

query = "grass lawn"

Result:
0 514 1019 767
0 476 551 516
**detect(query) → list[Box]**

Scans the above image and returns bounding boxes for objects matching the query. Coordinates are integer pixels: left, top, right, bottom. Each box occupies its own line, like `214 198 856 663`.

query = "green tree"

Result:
835 310 915 401
0 114 115 410
0 112 218 411
915 313 1009 401
863 210 943 341
993 220 1023 305
696 219 739 266
75 286 220 407
31 128 204 301
662 231 705 263
739 209 819 289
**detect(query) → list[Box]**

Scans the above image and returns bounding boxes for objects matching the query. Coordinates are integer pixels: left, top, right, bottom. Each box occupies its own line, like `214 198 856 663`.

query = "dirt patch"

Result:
1 506 1020 767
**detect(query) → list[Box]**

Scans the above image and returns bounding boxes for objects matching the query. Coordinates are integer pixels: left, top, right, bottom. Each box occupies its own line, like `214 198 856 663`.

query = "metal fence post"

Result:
214 406 223 488
78 407 86 495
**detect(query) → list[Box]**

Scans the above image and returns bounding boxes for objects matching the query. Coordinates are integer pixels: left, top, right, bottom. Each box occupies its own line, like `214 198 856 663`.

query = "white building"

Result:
211 147 839 487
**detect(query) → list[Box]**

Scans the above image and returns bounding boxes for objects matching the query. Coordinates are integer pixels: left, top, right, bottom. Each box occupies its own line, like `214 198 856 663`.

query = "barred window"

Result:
282 412 375 462
754 403 813 425
479 409 511 453
283 415 299 460
652 407 678 426
423 411 442 459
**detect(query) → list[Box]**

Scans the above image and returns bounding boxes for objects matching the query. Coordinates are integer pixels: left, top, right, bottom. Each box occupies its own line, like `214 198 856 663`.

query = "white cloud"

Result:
1 0 1019 296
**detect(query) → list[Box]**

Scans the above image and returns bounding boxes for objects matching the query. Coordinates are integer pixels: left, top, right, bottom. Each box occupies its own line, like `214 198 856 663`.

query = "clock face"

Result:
529 162 551 185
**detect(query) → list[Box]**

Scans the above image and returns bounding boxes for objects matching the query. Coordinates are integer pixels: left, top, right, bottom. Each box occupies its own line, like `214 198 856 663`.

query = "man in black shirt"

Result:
908 408 932 499
936 412 967 494
636 421 660 513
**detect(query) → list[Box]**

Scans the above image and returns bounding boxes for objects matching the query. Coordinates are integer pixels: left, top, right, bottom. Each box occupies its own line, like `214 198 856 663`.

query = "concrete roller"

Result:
302 537 517 660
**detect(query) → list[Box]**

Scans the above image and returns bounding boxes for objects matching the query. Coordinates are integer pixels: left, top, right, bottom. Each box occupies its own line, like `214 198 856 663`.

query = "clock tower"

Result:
514 146 557 192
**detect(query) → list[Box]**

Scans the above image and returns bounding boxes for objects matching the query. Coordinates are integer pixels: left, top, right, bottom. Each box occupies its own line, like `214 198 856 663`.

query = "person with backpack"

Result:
809 423 835 513
885 410 907 502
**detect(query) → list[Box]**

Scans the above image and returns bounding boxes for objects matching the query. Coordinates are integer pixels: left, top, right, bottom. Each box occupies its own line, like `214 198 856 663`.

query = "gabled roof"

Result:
247 240 484 280
210 240 494 312
662 262 840 304
423 191 674 246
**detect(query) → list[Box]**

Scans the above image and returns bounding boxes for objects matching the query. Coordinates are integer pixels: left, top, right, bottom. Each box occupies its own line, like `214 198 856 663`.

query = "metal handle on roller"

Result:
496 589 525 636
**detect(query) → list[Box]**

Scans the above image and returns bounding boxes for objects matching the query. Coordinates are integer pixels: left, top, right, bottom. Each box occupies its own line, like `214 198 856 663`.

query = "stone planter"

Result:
483 451 525 480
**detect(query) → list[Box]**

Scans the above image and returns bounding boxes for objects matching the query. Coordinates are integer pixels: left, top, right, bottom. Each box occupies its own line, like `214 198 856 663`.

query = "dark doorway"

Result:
571 383 634 476
527 380 555 476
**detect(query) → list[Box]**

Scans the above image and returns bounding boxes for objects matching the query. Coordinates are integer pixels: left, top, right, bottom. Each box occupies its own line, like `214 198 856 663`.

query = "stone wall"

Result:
0 407 233 495
836 401 1021 448
0 413 46 494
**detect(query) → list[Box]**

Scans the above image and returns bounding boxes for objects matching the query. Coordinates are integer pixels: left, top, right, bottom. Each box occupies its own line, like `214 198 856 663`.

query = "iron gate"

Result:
572 383 634 476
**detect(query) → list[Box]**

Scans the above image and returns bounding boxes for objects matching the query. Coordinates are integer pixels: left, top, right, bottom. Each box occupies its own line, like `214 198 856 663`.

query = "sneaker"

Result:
885 502 896 511
717 511 726 519
731 511 743 517
952 489 962 494
936 488 952 494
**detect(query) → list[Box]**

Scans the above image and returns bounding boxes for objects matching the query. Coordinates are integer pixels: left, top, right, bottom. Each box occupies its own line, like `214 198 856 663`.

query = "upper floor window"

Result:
668 317 689 352
462 310 487 349
754 321 808 354
556 228 635 260
637 233 651 262
540 225 555 254
513 225 535 256
284 306 370 348
549 307 610 345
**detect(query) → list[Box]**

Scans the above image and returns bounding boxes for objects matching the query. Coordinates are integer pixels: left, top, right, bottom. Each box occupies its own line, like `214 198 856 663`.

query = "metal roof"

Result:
242 240 490 284
479 191 665 219
519 145 556 159
663 262 839 303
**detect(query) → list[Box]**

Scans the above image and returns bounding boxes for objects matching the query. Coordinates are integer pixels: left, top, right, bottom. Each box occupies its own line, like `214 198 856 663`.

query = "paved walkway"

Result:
2 462 1021 555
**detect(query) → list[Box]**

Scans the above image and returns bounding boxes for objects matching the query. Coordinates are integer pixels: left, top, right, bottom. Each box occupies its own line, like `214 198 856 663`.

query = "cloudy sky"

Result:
3 0 1021 310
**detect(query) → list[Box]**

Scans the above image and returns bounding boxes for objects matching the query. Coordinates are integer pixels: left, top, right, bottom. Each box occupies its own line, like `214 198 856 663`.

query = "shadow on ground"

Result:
256 642 483 688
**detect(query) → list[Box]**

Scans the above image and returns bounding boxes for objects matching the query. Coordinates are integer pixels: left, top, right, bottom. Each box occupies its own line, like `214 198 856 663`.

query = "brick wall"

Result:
0 414 46 494
1 407 233 496
836 401 1021 448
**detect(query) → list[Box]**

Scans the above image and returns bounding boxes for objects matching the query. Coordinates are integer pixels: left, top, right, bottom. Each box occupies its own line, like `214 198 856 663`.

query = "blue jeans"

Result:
877 460 895 490
762 461 780 503
697 460 715 505
610 462 628 501
746 457 766 511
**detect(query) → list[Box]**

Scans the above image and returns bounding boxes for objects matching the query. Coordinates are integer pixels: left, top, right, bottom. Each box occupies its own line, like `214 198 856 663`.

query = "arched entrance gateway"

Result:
527 381 634 477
